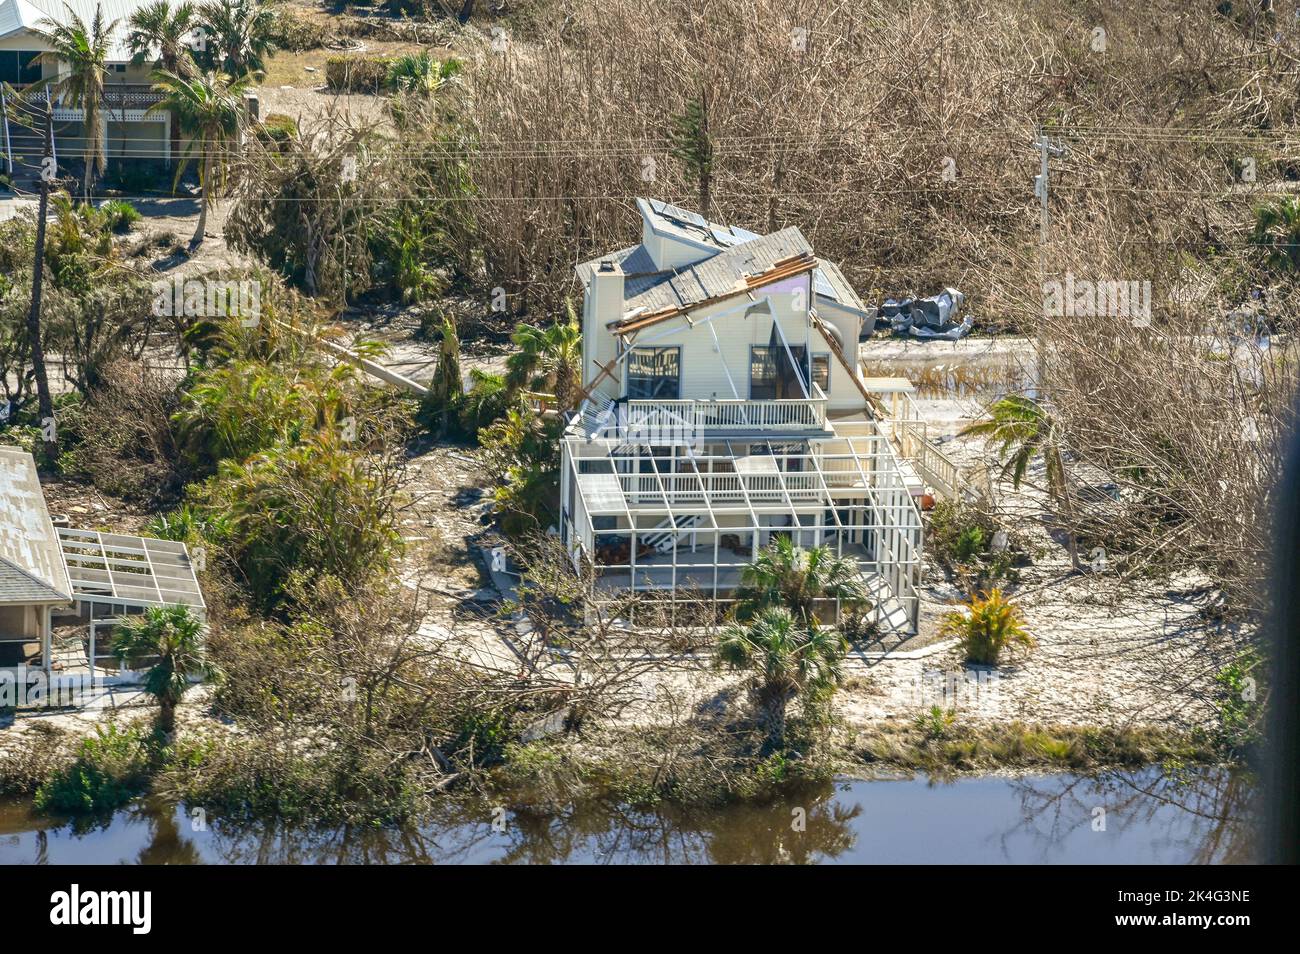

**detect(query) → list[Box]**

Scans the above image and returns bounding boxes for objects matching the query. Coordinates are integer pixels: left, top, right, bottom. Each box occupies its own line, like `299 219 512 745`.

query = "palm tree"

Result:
126 1 199 170
32 3 118 200
504 302 583 413
1250 195 1300 274
718 606 847 750
112 604 208 735
422 315 463 436
736 536 871 626
385 53 461 95
960 394 1080 569
197 0 278 77
146 69 251 248
126 0 198 75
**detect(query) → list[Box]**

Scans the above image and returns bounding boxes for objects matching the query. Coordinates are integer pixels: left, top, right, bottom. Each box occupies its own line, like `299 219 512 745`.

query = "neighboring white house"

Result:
0 445 204 687
560 199 924 632
1 0 171 178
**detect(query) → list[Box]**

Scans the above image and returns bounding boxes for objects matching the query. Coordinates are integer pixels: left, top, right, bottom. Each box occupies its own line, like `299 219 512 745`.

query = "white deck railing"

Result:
623 388 828 435
885 389 964 499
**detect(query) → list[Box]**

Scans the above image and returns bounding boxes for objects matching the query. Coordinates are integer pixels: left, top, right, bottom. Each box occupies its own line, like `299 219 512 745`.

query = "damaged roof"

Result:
623 226 814 315
573 198 869 315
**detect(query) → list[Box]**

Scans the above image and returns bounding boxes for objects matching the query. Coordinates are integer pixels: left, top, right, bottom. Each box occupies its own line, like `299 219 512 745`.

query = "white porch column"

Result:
41 606 51 674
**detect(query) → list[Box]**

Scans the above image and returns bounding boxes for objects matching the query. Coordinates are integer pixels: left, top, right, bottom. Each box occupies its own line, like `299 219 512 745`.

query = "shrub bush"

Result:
325 56 395 93
99 199 142 233
271 10 329 51
928 500 994 565
256 113 299 150
102 161 169 195
940 589 1035 666
198 432 404 608
34 724 152 815
57 360 184 503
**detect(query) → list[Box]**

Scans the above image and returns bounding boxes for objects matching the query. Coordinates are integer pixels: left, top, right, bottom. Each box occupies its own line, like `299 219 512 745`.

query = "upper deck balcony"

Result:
573 385 831 443
5 84 165 116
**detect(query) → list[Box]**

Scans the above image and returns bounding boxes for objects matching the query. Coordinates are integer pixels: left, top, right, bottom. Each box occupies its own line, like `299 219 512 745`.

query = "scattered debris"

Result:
879 287 974 339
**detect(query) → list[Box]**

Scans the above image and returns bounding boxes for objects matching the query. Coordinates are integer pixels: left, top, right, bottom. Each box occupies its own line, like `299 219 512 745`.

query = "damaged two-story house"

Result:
560 199 924 632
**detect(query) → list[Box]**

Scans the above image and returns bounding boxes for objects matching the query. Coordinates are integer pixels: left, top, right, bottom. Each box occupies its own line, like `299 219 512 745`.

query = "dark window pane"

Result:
752 345 809 399
812 354 830 393
628 347 680 399
2 52 42 84
750 346 777 399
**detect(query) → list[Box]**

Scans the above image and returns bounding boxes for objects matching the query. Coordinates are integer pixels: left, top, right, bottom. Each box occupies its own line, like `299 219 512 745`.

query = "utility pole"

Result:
27 88 57 463
1033 129 1067 394
1 86 12 178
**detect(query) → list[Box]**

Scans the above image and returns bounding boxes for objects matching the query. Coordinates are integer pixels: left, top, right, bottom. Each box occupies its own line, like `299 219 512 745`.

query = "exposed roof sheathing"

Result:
573 199 869 315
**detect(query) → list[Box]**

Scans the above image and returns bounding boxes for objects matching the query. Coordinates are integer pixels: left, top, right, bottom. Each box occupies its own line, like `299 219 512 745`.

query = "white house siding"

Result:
814 297 867 412
600 279 866 414
106 116 165 160
641 218 718 271
0 604 39 639
625 283 812 402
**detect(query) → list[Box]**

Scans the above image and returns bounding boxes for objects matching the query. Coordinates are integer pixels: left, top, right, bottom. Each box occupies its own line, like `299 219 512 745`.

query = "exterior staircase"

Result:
641 514 701 553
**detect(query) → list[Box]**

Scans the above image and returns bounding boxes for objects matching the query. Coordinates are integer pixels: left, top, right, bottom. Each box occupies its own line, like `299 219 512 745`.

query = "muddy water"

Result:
0 766 1253 864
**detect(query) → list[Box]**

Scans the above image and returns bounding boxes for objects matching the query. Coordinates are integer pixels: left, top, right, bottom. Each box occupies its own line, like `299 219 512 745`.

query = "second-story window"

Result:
812 354 831 394
627 347 680 399
0 51 41 85
750 345 809 399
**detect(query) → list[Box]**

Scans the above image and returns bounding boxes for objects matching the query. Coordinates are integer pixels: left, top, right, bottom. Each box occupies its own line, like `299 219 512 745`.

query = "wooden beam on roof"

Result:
810 308 886 416
609 253 817 336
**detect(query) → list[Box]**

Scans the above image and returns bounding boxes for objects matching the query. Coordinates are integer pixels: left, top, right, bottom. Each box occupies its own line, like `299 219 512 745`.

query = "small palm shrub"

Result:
953 524 986 562
459 369 512 437
717 606 848 750
385 52 461 94
99 199 142 233
941 589 1035 665
113 605 209 734
928 499 993 565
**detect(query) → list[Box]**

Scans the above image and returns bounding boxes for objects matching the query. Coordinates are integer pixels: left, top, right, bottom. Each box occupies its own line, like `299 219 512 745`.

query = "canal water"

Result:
0 766 1253 864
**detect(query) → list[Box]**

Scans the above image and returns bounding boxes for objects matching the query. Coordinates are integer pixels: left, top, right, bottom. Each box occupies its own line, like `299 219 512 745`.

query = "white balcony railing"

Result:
622 389 828 436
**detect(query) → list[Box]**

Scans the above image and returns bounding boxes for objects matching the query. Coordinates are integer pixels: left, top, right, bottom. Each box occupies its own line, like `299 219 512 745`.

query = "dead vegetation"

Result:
452 0 1300 314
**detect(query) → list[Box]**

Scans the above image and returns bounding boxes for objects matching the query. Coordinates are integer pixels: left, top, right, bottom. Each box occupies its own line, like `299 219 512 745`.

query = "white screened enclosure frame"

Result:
57 528 206 676
560 412 923 632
